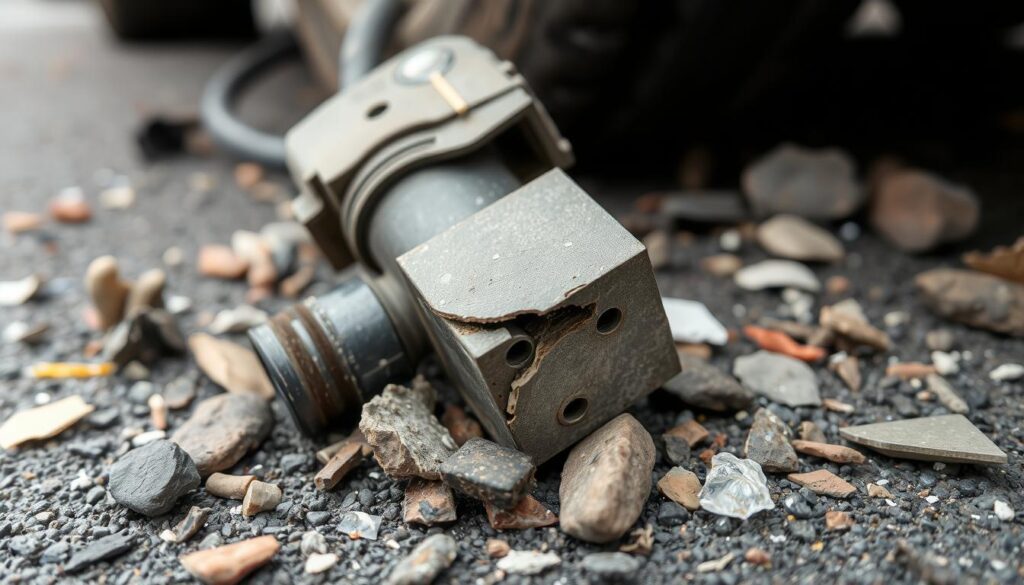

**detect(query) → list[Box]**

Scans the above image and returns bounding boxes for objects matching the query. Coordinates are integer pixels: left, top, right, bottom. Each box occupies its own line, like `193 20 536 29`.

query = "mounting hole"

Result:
366 102 388 119
504 338 534 368
559 397 589 425
596 307 622 335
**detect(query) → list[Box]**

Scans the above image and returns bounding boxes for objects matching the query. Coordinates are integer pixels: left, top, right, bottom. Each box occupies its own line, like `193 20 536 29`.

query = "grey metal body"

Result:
250 35 679 463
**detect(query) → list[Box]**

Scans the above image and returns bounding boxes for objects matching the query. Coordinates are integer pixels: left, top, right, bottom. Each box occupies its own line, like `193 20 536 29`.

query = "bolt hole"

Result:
504 339 534 368
560 397 589 425
366 102 388 118
596 307 622 334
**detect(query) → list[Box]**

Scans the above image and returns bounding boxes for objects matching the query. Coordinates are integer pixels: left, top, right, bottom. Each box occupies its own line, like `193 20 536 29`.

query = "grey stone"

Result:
280 453 309 474
560 414 654 543
127 381 155 404
87 408 120 429
359 383 457 480
581 552 643 580
170 393 273 476
663 353 754 412
742 144 863 221
663 435 691 466
300 530 327 555
64 532 135 574
439 438 535 509
85 486 106 505
744 408 798 473
109 440 200 516
386 534 457 585
915 269 1024 337
733 351 821 407
839 415 1007 464
40 540 70 563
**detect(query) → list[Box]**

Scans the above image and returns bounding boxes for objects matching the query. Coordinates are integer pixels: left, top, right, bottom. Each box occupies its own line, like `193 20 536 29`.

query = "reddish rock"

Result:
791 440 866 464
49 192 92 223
484 495 558 530
870 169 979 253
314 442 364 491
486 538 510 558
743 325 826 363
3 211 43 234
441 404 483 447
198 245 249 280
403 479 457 526
744 547 772 566
886 362 937 380
179 535 279 585
825 510 855 531
665 419 709 448
787 469 856 498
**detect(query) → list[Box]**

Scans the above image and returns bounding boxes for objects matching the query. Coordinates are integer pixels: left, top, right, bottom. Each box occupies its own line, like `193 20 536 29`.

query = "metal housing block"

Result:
398 169 679 463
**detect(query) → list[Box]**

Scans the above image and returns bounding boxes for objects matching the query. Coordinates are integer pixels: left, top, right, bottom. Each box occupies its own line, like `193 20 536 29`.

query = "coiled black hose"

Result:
200 0 401 168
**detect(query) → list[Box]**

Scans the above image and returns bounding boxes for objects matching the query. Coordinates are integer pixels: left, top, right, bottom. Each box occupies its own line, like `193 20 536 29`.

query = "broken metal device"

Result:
249 36 680 463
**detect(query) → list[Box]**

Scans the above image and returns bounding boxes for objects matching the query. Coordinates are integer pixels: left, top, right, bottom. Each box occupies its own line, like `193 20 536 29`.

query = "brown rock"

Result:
867 483 893 498
314 441 364 491
657 467 702 511
701 253 743 277
234 162 264 189
0 395 95 449
963 237 1024 284
125 268 166 316
403 479 457 526
643 229 671 270
665 419 709 448
486 538 511 558
316 429 373 464
485 495 558 530
798 421 826 443
829 354 862 392
787 469 856 498
241 481 282 516
745 408 799 473
441 404 483 447
886 362 937 380
171 394 273 476
188 333 275 400
915 268 1024 337
791 440 866 464
85 256 130 330
198 245 249 280
205 473 255 500
825 275 851 296
359 383 457 480
3 211 43 234
162 506 210 544
870 169 979 253
819 305 891 351
822 398 855 414
179 535 279 585
744 547 772 566
825 510 854 531
675 342 712 360
49 191 92 223
559 414 655 543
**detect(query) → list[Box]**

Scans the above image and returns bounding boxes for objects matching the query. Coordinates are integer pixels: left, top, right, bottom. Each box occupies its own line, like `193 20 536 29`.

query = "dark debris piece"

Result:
439 438 535 510
64 531 136 574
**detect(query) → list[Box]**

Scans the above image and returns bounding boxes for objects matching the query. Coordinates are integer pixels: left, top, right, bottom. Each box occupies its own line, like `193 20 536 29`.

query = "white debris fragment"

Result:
0 274 43 306
989 364 1024 382
305 553 339 574
100 185 135 209
719 229 741 252
661 297 728 346
697 552 735 573
131 430 166 447
496 550 561 575
930 351 959 375
734 260 820 292
338 511 381 540
994 500 1015 521
883 310 909 328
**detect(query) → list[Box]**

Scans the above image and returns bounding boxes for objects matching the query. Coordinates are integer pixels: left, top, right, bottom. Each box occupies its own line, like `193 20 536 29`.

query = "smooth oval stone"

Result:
756 215 844 263
170 393 273 476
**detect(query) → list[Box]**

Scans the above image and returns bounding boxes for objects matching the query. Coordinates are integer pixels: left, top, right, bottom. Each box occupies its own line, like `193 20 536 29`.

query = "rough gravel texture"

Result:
1 6 1023 584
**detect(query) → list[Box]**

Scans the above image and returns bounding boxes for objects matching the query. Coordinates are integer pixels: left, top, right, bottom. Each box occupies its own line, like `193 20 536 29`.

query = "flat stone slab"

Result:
733 351 821 407
839 415 1007 464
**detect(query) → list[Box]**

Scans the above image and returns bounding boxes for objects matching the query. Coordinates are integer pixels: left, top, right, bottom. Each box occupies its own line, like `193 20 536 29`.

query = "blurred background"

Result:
3 0 1024 247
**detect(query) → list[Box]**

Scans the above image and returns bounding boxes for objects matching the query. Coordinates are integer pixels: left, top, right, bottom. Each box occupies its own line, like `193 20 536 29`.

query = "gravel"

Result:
0 12 1022 584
